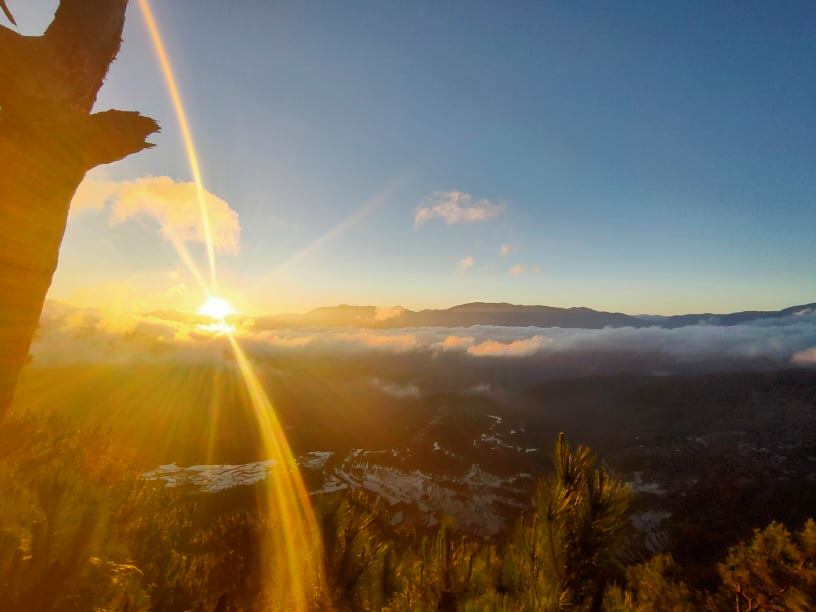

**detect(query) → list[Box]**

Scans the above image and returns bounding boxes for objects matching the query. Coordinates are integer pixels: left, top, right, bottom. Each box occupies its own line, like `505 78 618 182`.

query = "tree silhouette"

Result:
0 2 15 27
0 0 158 420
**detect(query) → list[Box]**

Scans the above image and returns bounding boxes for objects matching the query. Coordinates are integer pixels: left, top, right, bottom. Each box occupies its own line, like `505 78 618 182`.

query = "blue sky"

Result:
16 1 816 314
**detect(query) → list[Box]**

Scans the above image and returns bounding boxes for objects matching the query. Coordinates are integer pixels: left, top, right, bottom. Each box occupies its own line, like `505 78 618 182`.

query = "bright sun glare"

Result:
198 295 235 320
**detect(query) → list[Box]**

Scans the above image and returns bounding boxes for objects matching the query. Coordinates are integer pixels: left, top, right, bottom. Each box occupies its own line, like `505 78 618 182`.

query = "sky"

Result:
14 1 816 315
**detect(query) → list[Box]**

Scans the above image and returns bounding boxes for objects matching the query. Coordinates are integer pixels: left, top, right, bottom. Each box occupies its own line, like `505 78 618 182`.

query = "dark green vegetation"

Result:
9 366 816 609
2 414 814 610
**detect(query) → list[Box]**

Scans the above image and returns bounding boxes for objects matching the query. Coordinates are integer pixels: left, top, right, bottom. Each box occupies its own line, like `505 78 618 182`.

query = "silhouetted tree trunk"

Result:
0 0 159 420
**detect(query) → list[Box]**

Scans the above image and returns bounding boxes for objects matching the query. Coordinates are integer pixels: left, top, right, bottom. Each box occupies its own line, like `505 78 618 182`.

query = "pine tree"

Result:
603 554 697 611
502 433 630 610
319 489 392 610
717 520 816 611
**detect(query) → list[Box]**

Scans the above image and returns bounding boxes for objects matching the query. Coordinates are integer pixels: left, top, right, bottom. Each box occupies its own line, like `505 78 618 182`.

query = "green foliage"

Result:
3 417 816 611
0 413 149 610
0 413 282 610
390 516 499 610
603 554 697 611
318 489 395 610
502 433 631 610
717 520 816 611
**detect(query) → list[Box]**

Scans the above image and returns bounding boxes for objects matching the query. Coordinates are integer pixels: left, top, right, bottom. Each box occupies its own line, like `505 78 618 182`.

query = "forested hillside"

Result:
1 413 813 610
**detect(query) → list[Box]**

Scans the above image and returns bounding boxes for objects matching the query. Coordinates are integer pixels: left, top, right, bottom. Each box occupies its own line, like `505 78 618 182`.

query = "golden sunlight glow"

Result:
198 295 235 320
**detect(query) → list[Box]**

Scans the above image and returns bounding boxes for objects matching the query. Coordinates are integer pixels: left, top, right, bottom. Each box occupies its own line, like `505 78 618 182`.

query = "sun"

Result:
198 295 235 320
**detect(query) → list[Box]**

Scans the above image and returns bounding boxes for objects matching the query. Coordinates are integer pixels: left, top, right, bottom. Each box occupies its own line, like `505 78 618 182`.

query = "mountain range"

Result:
203 301 816 330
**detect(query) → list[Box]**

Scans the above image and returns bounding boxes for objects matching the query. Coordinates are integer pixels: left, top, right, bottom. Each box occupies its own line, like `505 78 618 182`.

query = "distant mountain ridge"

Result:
233 301 815 331
651 303 816 328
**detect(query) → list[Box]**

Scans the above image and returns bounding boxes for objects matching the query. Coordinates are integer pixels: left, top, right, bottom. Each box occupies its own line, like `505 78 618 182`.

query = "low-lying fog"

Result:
28 301 816 394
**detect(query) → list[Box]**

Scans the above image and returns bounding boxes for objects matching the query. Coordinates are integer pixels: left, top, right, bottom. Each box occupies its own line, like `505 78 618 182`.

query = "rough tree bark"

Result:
0 0 159 420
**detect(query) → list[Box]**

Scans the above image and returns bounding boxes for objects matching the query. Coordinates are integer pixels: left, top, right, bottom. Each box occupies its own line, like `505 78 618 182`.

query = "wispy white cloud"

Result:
375 306 406 322
458 256 475 274
369 377 420 399
499 244 512 257
508 264 525 276
414 191 503 228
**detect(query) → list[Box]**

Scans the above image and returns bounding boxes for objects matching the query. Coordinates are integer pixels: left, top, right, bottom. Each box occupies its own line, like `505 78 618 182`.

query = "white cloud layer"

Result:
28 303 816 374
414 191 503 228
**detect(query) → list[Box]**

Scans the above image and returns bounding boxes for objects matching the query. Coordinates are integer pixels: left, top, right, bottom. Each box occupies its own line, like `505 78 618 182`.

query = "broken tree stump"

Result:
0 0 159 419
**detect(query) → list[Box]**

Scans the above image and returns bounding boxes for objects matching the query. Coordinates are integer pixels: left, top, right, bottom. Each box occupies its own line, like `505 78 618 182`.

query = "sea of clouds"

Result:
28 302 816 375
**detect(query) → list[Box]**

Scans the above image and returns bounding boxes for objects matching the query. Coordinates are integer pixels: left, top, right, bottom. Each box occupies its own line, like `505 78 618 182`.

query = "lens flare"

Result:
138 0 218 293
228 335 323 607
137 1 324 607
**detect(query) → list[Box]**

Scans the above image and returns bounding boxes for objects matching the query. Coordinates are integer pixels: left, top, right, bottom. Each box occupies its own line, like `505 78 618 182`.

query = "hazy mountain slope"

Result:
247 301 816 330
657 302 816 328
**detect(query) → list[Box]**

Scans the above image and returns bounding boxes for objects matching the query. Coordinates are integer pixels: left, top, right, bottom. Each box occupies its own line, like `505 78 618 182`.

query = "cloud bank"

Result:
72 176 241 253
467 335 548 357
28 303 816 380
